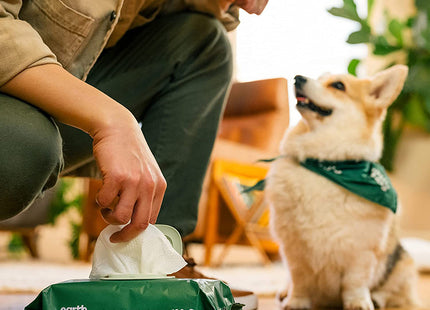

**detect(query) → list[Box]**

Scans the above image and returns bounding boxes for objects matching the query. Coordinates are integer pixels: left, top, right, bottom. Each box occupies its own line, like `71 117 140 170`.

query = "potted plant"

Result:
328 0 430 171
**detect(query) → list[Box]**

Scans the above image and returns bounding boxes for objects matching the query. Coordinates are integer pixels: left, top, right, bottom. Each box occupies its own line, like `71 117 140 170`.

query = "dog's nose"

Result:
294 75 307 90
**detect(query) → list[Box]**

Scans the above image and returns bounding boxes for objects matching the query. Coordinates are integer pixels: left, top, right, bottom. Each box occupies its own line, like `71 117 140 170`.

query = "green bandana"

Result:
300 159 397 213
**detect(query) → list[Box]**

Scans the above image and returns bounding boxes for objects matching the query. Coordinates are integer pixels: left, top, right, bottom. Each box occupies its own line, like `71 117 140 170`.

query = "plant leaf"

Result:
406 17 415 28
368 0 375 14
425 96 430 115
372 36 401 55
69 221 82 260
8 233 25 254
388 19 404 46
347 28 371 44
328 0 362 23
403 94 428 130
416 0 430 12
348 59 361 76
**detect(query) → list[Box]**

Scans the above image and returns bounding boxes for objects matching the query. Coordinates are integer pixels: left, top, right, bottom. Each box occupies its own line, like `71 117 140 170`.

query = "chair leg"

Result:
214 224 245 266
80 178 107 260
204 177 220 266
245 229 272 265
21 229 39 258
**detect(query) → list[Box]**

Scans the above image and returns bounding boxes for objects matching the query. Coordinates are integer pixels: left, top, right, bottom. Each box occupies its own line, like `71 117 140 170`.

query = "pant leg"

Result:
0 94 63 220
61 12 233 236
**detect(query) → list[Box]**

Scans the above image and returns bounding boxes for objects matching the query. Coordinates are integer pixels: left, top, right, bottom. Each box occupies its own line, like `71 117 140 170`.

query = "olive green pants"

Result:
0 12 233 236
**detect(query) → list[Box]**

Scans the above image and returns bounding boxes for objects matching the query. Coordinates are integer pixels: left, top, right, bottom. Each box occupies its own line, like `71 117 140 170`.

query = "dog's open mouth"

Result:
296 92 333 117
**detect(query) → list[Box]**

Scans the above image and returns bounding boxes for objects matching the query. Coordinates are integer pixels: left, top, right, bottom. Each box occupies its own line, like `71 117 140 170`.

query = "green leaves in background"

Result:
328 0 371 45
48 179 83 225
348 58 361 76
7 179 84 259
328 0 430 171
48 179 84 260
372 36 402 55
388 19 404 46
328 0 362 22
8 233 25 255
347 26 371 44
49 178 83 259
69 221 82 260
416 0 430 13
368 0 375 14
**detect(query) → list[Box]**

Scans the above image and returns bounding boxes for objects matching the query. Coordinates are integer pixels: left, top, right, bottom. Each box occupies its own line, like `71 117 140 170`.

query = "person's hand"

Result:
0 64 166 243
222 0 269 15
92 113 166 243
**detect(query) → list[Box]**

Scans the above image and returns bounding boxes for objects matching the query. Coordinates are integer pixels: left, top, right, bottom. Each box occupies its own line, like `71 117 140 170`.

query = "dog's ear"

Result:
367 65 408 108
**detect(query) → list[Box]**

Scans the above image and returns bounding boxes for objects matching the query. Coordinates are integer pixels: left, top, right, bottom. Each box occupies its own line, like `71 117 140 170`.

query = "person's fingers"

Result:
101 188 136 225
109 200 151 243
149 176 166 224
96 178 120 210
109 173 156 243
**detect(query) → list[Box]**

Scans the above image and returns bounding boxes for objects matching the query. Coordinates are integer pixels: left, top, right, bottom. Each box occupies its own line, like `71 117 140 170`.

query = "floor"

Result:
1 274 430 310
1 241 430 310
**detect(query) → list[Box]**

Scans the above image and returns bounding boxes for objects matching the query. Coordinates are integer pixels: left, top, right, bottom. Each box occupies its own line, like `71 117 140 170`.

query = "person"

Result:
0 0 269 307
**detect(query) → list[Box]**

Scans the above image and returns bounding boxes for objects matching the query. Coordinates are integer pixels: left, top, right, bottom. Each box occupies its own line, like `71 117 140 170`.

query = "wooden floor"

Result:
2 273 429 309
258 273 430 309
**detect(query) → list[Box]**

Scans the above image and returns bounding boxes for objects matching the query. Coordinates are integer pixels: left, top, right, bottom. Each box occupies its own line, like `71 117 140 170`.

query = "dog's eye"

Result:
330 81 345 91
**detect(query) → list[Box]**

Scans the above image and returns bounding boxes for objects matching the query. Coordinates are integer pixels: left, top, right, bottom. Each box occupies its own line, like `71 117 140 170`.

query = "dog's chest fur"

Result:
266 157 393 299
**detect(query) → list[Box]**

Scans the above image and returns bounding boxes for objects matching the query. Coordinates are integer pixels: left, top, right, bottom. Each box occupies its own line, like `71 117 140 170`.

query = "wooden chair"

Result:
204 159 278 266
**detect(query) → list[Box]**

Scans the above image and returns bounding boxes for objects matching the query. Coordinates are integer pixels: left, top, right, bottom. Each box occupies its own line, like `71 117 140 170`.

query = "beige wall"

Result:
369 0 430 240
391 128 430 240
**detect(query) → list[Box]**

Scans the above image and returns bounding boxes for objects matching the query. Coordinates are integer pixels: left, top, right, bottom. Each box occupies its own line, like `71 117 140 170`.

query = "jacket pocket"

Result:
19 0 95 67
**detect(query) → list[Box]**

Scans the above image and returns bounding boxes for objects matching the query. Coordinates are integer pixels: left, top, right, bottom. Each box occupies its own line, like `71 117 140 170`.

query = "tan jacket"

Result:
0 0 239 86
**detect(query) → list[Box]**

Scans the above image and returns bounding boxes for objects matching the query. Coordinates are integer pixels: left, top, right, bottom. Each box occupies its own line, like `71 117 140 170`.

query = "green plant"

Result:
49 178 84 259
7 233 25 258
48 178 83 225
328 0 430 170
8 178 84 259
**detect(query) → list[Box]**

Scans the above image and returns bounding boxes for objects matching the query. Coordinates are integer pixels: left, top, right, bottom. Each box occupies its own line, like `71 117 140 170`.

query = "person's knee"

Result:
183 13 234 74
0 98 63 220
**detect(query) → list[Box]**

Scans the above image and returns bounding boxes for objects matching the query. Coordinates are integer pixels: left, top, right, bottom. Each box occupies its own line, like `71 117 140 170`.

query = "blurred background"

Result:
2 0 430 309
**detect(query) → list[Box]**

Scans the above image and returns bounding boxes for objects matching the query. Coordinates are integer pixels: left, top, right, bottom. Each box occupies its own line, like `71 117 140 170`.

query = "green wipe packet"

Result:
25 278 243 310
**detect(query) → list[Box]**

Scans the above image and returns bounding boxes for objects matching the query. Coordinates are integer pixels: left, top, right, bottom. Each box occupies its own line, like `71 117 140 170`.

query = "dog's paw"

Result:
371 291 386 309
280 296 312 310
276 288 288 304
344 298 375 310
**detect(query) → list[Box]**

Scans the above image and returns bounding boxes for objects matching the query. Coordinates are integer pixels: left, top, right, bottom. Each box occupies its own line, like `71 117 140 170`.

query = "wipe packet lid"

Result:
155 224 183 255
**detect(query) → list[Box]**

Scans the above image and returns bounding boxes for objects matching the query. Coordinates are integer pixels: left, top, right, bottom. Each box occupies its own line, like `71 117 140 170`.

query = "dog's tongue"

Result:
297 97 307 102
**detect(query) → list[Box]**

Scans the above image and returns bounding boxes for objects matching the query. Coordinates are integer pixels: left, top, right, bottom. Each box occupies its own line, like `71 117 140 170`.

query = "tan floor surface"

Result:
1 242 429 310
1 274 429 310
1 272 429 309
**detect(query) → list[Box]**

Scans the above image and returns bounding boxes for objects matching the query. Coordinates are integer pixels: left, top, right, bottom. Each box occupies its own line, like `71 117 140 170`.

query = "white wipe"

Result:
89 224 187 279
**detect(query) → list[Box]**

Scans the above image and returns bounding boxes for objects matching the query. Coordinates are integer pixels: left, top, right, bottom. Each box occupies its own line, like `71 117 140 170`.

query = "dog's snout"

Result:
295 75 307 90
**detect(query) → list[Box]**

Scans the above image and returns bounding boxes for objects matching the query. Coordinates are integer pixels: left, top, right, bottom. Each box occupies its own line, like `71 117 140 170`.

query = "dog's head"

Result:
285 65 408 161
294 65 408 129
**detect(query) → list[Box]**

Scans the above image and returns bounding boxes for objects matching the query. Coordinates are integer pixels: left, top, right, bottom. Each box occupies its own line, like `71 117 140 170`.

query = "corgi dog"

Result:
266 65 419 310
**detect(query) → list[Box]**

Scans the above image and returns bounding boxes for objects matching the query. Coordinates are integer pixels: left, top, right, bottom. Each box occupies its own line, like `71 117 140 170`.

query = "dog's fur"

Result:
266 65 419 310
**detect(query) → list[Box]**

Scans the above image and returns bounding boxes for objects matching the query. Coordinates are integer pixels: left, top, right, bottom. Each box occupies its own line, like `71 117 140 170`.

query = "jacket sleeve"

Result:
0 1 59 87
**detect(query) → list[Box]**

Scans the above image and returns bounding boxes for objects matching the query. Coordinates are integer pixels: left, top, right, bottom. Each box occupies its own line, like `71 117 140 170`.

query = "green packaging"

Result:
25 278 243 310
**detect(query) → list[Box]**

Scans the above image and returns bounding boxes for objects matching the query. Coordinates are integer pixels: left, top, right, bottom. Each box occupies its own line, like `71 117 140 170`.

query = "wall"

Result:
370 0 430 240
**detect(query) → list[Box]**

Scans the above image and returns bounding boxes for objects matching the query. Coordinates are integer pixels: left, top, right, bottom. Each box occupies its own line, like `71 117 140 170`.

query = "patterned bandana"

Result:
300 159 397 213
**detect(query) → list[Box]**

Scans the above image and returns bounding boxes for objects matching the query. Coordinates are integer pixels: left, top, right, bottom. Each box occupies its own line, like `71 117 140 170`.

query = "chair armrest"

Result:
223 78 289 117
